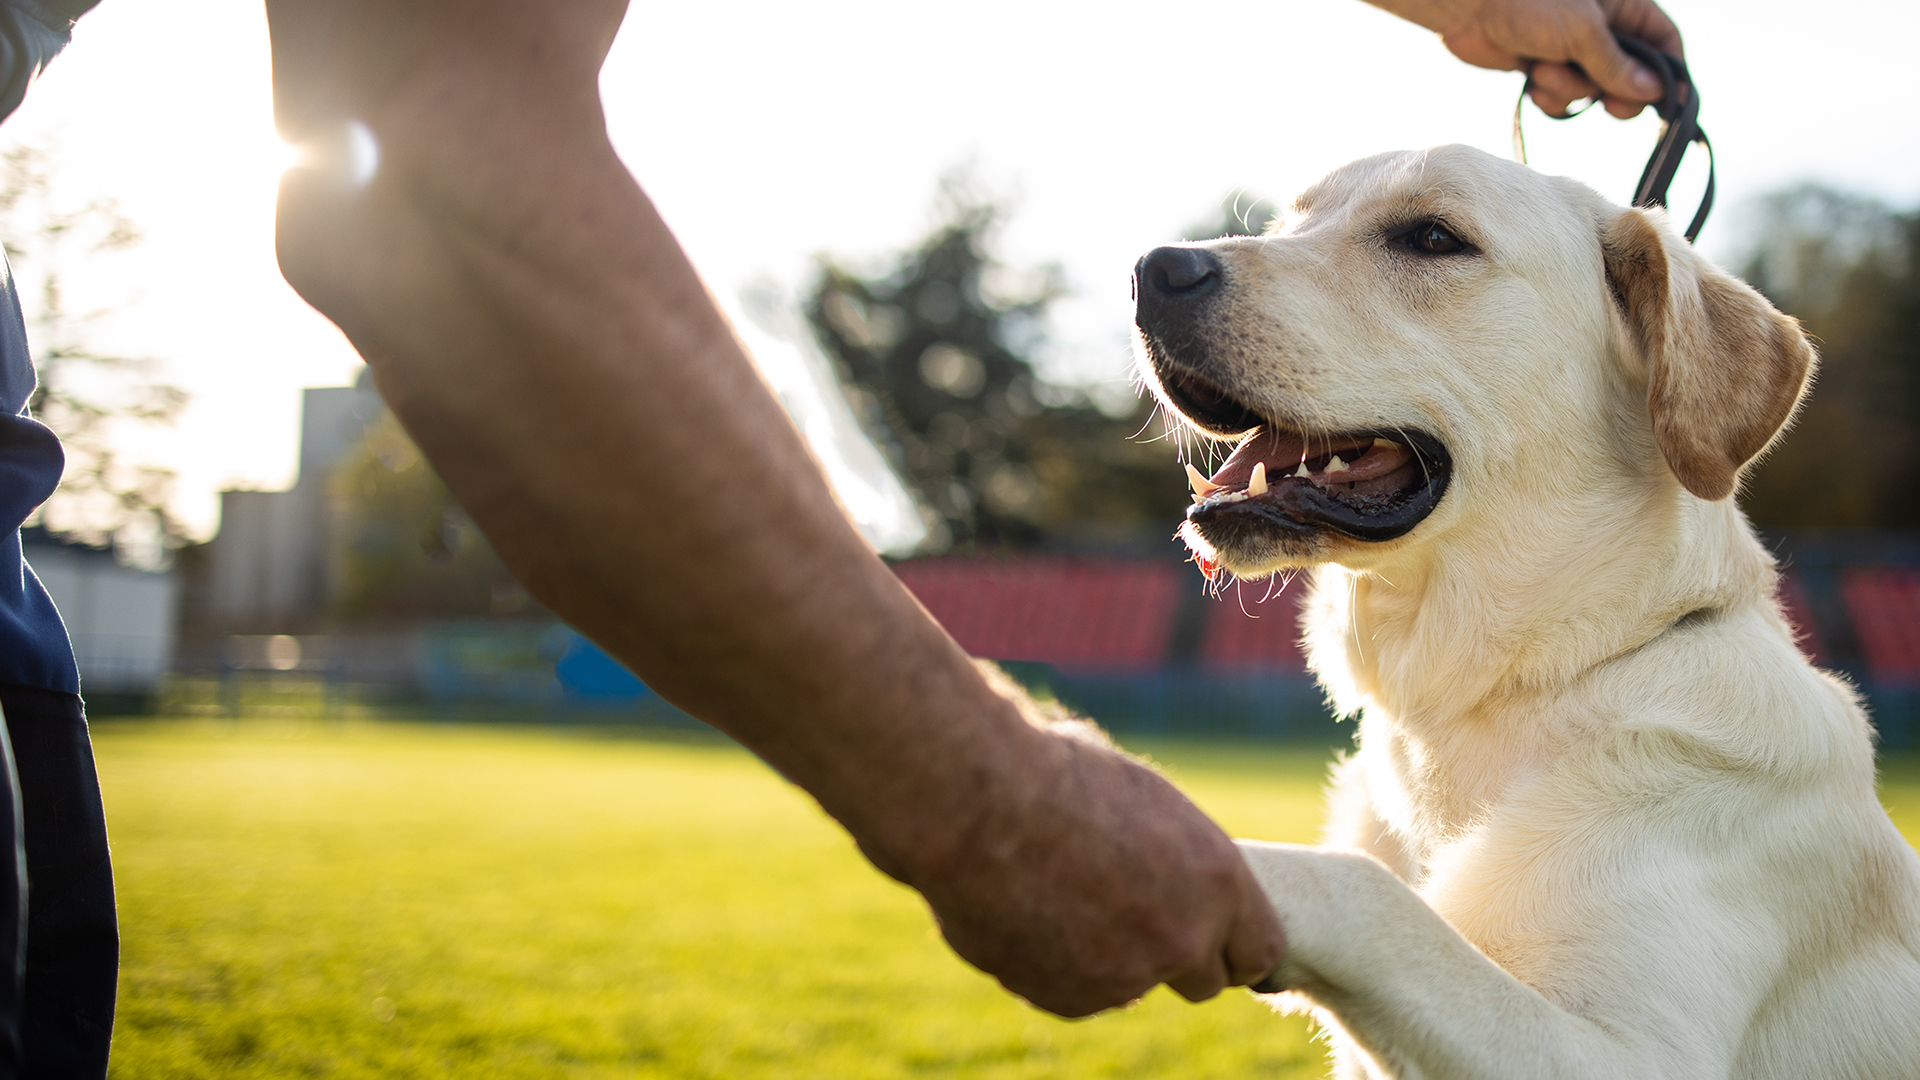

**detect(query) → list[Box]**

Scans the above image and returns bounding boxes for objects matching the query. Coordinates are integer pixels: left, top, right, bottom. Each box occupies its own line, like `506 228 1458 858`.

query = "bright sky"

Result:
4 0 1917 540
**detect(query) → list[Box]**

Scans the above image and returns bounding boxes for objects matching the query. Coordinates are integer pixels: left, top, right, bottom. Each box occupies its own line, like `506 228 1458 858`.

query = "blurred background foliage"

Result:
806 176 1208 554
1 143 189 564
330 414 531 624
802 180 1286 554
1736 185 1920 529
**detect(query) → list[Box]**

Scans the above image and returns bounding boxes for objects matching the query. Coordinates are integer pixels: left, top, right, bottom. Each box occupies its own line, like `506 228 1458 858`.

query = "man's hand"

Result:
874 711 1284 1017
1372 0 1683 118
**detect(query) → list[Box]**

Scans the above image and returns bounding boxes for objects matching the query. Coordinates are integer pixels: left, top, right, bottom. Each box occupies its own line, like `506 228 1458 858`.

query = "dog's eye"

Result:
1403 222 1466 255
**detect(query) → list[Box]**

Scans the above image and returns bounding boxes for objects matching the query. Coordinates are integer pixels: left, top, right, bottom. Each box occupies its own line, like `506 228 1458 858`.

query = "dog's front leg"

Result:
1238 840 1680 1080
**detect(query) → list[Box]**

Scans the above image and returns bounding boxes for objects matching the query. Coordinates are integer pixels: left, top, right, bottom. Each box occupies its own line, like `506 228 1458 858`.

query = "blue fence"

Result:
1864 687 1920 751
414 615 1917 750
415 621 703 727
415 622 1347 740
995 661 1345 742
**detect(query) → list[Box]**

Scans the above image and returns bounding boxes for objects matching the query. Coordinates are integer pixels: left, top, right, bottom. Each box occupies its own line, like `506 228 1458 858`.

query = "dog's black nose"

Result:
1134 246 1222 323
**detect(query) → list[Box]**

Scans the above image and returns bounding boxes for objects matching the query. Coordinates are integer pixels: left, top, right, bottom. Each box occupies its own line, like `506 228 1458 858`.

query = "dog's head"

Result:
1134 145 1814 580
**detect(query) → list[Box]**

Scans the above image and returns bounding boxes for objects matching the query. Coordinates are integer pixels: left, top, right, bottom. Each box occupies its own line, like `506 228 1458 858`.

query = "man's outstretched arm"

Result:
264 0 1283 1018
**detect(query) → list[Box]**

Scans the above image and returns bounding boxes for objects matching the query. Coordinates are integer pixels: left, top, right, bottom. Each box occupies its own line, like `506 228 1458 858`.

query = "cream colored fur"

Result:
1158 146 1920 1079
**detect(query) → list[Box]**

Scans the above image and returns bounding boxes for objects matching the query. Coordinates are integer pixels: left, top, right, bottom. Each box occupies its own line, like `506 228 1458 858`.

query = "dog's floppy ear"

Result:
1601 208 1815 501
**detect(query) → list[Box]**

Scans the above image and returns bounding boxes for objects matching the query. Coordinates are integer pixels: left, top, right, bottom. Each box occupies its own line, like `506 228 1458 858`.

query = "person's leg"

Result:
0 707 26 1080
2 684 115 1078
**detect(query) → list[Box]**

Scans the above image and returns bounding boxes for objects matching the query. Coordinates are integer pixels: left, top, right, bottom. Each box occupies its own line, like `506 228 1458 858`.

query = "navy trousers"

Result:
0 684 115 1079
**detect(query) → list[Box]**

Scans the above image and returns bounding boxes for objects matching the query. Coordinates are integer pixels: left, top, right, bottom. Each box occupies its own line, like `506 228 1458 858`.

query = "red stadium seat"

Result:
1198 575 1311 675
892 558 1181 673
1841 568 1920 686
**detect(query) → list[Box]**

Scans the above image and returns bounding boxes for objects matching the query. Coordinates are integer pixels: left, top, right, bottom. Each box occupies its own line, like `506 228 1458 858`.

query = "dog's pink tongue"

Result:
1210 428 1306 487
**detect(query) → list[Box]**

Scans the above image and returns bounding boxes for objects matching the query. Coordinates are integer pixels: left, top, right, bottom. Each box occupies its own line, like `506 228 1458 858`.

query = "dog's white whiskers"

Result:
1129 402 1162 442
1396 424 1432 484
1344 572 1364 667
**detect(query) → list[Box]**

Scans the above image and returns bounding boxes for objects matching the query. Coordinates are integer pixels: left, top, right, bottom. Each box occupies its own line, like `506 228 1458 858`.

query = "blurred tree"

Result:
1736 185 1920 529
329 414 535 622
806 174 1186 551
0 143 188 564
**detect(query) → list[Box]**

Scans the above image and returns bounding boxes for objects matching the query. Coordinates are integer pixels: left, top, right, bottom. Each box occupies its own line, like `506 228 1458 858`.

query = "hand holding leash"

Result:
1513 32 1716 241
1370 0 1682 117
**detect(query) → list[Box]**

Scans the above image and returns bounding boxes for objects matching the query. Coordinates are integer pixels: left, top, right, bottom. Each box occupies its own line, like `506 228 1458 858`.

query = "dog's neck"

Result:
1304 480 1776 811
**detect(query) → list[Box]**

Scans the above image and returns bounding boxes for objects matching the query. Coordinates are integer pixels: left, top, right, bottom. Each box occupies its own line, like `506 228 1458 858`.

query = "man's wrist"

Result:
833 676 1059 890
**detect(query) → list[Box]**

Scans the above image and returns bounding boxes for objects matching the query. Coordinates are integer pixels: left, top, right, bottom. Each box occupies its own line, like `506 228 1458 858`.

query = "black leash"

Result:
1511 33 1715 242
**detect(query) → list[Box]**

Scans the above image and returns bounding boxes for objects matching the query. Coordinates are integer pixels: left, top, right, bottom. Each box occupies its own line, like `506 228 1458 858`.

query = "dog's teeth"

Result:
1185 463 1221 501
1326 454 1349 473
1373 437 1398 450
1248 462 1269 496
1294 462 1310 479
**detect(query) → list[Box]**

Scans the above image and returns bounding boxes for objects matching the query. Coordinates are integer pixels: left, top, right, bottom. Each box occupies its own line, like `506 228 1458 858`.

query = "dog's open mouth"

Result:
1160 373 1452 569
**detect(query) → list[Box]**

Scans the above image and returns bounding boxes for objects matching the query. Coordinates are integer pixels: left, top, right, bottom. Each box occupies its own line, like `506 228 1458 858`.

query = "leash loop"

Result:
1510 33 1715 243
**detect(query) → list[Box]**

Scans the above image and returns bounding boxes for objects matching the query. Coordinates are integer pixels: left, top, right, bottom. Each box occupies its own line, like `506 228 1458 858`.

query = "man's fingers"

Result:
1222 861 1286 986
1601 96 1648 120
1565 11 1663 104
964 932 1153 1019
1439 27 1520 74
1164 957 1229 1004
1605 0 1684 58
1016 982 1141 1020
1528 63 1657 121
1166 862 1286 1002
1527 61 1599 117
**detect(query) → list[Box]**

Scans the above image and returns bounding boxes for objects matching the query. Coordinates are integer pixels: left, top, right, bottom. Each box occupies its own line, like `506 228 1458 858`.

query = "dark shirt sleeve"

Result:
0 240 75 693
0 0 98 132
0 0 97 694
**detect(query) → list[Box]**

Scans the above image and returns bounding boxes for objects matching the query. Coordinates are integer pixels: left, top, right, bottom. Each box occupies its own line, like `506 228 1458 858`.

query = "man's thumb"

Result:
1574 22 1663 102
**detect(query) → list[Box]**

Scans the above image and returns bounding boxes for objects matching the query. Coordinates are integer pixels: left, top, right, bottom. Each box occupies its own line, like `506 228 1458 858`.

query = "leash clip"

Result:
1511 33 1715 243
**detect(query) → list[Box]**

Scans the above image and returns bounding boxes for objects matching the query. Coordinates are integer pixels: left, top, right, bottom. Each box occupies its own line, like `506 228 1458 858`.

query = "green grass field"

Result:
94 716 1920 1079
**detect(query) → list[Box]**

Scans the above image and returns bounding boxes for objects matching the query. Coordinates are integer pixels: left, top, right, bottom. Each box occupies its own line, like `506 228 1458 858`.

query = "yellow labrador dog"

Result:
1132 144 1920 1079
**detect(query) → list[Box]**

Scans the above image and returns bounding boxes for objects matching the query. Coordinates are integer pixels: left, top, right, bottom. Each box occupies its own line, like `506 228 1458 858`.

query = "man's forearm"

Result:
267 0 1287 1017
266 0 1038 875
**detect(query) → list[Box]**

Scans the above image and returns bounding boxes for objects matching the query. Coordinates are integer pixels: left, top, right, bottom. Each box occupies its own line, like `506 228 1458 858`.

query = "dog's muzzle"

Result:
1130 244 1453 574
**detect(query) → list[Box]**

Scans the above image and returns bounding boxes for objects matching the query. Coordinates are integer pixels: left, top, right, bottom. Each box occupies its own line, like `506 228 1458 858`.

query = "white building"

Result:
24 532 178 694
